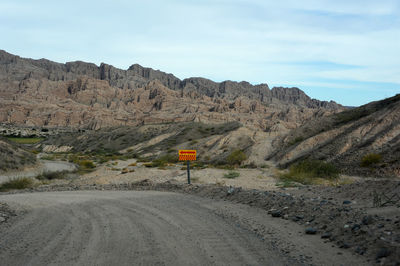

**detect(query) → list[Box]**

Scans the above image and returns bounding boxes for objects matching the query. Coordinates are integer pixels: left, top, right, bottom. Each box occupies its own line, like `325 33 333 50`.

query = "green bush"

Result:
223 171 240 179
226 150 247 166
79 160 96 169
361 153 382 167
281 160 339 185
288 136 304 146
0 178 34 191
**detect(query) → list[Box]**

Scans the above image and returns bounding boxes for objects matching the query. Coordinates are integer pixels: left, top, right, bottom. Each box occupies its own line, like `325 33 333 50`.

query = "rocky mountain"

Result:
269 94 400 177
0 50 343 130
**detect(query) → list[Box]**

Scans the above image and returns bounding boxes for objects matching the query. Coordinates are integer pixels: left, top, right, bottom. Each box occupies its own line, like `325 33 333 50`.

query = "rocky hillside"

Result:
0 137 36 172
269 94 400 177
0 50 342 131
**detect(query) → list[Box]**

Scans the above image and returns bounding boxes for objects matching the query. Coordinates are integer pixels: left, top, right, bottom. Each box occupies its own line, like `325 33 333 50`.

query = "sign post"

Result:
187 160 191 184
179 150 196 184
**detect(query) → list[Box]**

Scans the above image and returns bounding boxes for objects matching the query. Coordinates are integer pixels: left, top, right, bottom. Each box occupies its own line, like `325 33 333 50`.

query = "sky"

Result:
0 0 399 106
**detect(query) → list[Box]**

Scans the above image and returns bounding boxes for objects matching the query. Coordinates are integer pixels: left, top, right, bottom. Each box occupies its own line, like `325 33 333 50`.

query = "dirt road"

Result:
0 191 366 265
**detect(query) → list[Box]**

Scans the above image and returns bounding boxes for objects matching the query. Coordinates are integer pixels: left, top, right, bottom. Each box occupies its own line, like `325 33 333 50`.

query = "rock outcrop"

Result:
0 50 344 131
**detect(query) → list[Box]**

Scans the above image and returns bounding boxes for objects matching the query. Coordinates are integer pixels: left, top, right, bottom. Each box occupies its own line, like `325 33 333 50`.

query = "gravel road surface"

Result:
0 191 366 265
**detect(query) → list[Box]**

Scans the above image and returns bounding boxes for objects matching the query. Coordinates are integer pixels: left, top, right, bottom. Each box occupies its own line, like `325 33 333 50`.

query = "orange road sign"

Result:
179 150 196 161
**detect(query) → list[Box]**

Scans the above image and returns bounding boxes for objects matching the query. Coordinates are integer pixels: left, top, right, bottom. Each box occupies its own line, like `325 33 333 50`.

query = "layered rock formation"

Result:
0 50 343 131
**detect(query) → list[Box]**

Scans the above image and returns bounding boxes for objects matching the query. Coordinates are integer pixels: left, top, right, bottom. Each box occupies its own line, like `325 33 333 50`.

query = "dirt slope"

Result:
0 137 36 172
270 94 400 177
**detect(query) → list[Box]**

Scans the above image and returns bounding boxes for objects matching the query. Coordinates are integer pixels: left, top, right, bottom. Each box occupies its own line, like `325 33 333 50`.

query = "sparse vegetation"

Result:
334 108 371 124
5 137 44 144
240 162 257 169
0 177 34 191
276 180 298 188
280 159 340 185
41 154 57 160
144 154 179 168
288 136 304 146
361 153 382 167
78 160 96 169
223 171 240 179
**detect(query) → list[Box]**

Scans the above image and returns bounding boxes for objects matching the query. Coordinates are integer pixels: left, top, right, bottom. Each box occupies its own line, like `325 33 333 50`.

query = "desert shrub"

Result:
240 162 257 169
212 163 234 170
192 162 207 169
288 136 304 146
226 150 247 166
0 177 34 191
41 154 57 160
148 153 179 167
36 170 69 180
361 153 382 167
223 171 240 179
78 160 96 169
137 157 151 163
31 149 41 154
280 159 339 184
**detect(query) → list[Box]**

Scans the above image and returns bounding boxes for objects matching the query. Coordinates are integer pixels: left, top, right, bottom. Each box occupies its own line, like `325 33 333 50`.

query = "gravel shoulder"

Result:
0 190 367 266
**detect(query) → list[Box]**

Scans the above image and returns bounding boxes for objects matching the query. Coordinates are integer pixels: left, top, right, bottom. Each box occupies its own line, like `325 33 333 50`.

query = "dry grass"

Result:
280 160 339 185
0 177 34 191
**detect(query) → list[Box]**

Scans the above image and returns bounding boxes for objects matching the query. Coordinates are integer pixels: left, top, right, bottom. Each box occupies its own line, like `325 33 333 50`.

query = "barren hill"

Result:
270 94 400 177
0 137 36 172
0 50 342 131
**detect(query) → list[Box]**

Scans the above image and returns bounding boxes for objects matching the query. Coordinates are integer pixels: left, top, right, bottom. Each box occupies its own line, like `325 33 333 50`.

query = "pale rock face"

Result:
42 145 73 153
0 50 344 131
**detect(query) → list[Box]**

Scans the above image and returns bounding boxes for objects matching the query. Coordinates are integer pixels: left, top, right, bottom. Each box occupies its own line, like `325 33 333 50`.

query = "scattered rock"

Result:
362 215 374 225
321 232 332 239
342 200 352 205
339 242 351 249
270 210 282 218
355 246 366 255
227 187 235 195
376 247 391 259
305 228 317 235
351 224 361 232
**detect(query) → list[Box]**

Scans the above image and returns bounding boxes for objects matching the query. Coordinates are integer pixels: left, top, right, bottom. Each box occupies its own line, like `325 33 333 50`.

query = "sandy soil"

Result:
73 158 284 190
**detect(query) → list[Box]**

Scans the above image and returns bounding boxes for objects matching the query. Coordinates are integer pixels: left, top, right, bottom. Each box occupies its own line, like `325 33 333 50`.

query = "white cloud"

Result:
0 0 399 105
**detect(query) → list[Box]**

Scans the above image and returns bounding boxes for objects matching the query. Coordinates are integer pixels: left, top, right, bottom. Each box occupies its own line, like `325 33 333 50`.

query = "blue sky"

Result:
1 0 399 106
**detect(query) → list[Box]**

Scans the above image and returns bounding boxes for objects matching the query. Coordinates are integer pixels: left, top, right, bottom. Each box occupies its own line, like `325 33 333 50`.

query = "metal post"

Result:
187 160 191 184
